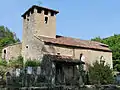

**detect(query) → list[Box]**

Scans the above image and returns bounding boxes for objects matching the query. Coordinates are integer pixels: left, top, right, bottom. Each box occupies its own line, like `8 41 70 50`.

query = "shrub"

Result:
0 59 7 66
25 60 40 67
88 61 114 85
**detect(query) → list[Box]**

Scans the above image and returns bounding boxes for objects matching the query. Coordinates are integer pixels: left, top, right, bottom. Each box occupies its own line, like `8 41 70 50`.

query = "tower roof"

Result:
22 5 59 17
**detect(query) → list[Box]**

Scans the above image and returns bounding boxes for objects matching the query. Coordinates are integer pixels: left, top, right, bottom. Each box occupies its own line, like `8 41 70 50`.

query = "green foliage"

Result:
0 66 7 78
25 60 40 67
91 36 103 43
0 59 7 67
0 26 20 54
113 60 120 71
88 61 114 85
0 59 7 80
9 56 24 68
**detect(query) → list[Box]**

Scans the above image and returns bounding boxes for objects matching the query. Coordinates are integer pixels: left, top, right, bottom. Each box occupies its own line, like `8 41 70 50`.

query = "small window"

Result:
26 45 28 48
4 49 6 54
27 13 30 17
44 17 48 24
57 53 60 55
37 9 42 13
44 10 48 15
51 12 54 16
31 9 34 14
23 16 26 19
3 49 6 59
100 56 105 61
27 18 29 21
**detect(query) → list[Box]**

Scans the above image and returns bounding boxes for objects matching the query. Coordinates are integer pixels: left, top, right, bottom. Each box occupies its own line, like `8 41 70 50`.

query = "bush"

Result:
88 61 114 85
0 59 7 66
25 60 40 67
0 59 7 81
9 56 24 68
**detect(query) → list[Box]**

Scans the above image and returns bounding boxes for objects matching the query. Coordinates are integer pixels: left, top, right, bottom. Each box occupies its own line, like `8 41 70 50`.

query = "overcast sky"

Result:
0 0 120 40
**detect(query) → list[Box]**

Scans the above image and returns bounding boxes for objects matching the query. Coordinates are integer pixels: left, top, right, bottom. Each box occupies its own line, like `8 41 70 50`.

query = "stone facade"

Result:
44 44 112 68
1 5 113 69
2 43 22 61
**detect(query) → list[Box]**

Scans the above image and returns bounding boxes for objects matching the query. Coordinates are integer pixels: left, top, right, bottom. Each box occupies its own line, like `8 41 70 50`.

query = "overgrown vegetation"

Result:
88 61 114 85
8 56 24 68
0 56 41 83
0 26 19 54
0 59 7 79
25 60 41 67
91 34 120 71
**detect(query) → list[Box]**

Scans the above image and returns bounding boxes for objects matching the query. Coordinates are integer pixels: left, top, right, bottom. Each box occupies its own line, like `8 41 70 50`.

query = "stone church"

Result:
2 5 113 69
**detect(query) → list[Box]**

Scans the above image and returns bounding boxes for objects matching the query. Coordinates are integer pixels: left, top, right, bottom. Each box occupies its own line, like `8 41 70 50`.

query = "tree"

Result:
88 61 114 85
0 26 20 54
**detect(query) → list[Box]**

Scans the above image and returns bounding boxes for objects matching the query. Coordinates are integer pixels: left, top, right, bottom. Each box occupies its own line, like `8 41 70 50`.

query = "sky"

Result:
0 0 120 40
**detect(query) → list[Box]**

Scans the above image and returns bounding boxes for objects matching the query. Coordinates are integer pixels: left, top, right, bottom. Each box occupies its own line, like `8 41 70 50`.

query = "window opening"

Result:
100 56 105 64
57 53 60 55
44 10 48 15
4 49 6 54
27 18 29 21
45 17 48 24
51 12 54 16
31 9 34 14
26 45 28 48
37 9 42 13
27 13 30 17
24 16 26 19
3 49 6 59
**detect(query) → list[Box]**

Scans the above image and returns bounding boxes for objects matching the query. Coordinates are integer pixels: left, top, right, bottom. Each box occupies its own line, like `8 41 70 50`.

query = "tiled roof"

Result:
43 54 85 64
35 35 111 52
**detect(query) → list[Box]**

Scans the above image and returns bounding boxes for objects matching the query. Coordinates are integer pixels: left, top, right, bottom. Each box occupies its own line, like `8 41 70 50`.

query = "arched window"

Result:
100 56 105 64
44 17 48 24
3 49 6 59
4 49 6 54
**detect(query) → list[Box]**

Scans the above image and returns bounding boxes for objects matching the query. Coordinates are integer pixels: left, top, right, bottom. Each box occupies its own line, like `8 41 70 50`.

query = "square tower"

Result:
22 5 59 39
21 5 59 60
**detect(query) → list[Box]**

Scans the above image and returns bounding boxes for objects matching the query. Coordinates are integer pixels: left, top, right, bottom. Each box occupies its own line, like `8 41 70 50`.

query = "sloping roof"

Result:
43 54 85 65
22 5 59 17
3 42 22 48
35 35 112 52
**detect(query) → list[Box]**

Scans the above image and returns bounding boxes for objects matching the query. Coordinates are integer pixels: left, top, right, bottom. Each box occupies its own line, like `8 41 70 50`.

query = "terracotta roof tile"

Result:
35 35 111 52
44 54 85 64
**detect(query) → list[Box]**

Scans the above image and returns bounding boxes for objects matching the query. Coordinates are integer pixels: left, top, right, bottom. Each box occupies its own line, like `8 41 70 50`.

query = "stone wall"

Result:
75 49 113 68
44 44 113 68
44 44 73 56
22 8 35 61
22 37 44 61
34 9 56 38
2 43 22 61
